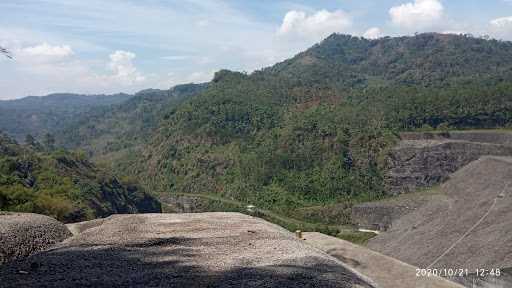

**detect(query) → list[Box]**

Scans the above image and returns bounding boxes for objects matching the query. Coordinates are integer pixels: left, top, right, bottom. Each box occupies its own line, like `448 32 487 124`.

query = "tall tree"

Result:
25 134 36 145
25 134 43 151
43 133 56 151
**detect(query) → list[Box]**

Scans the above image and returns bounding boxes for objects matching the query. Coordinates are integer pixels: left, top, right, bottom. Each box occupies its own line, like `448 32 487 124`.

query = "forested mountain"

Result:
0 132 160 222
0 93 132 142
57 83 207 173
4 33 512 227
266 32 512 88
132 33 512 223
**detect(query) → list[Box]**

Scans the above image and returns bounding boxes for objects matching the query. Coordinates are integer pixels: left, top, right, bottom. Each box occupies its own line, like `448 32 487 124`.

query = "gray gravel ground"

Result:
0 212 72 265
0 212 375 288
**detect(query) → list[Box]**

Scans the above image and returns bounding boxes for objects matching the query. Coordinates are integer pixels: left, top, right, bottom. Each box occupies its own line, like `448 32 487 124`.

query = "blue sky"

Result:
1 0 511 99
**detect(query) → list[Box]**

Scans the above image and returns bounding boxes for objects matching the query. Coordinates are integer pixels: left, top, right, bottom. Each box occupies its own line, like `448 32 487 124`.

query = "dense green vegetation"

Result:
0 132 161 222
57 84 207 173
4 33 512 231
0 93 132 142
161 193 360 241
136 33 512 225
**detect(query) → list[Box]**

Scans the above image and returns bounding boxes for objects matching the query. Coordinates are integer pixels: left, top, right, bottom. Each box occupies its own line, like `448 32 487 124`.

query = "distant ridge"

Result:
0 92 133 141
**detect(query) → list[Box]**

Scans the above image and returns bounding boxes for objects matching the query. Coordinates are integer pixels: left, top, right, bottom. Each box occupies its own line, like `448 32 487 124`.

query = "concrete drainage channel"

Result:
358 228 380 235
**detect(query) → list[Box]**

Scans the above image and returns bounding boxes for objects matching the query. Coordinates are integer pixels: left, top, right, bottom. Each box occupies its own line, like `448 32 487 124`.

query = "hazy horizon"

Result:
1 0 512 100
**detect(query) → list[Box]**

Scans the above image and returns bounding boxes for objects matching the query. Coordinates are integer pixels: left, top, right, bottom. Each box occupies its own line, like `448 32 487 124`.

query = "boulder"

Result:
0 212 72 264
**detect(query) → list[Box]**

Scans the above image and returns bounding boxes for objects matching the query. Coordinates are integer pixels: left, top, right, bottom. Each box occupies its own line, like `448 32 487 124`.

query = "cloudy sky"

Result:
1 0 511 99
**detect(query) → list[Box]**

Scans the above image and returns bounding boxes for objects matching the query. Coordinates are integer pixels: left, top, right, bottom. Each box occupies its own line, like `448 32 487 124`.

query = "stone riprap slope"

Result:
304 232 464 288
0 212 72 265
447 267 512 288
370 156 512 272
0 213 376 288
351 189 448 231
400 131 512 145
386 131 512 194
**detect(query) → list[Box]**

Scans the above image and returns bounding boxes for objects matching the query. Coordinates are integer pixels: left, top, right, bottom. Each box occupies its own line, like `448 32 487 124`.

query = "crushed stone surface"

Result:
0 212 72 265
0 212 374 288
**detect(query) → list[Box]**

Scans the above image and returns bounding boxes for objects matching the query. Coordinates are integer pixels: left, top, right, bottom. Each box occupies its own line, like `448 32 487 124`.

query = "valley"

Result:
2 32 512 287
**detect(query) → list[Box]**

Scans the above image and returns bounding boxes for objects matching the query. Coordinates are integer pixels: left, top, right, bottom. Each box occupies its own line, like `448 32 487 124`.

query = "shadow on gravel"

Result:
0 236 369 288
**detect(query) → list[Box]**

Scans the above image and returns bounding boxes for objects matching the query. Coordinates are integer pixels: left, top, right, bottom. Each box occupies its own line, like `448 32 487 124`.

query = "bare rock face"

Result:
350 189 447 231
0 212 72 265
386 131 512 194
351 203 413 231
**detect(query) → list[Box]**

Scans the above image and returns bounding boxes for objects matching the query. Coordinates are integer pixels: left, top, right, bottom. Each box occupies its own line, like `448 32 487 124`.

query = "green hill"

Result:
57 83 207 174
0 132 161 222
0 93 132 142
134 33 512 224
7 33 512 227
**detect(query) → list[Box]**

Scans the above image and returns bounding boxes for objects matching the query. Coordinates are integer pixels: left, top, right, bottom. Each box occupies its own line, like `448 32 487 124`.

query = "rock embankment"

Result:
0 212 72 265
304 232 464 288
386 131 512 194
351 188 449 231
370 156 512 274
0 212 376 288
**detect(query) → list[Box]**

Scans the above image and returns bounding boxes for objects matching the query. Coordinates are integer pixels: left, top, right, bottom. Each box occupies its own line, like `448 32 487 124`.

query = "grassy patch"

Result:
165 193 363 240
336 230 377 245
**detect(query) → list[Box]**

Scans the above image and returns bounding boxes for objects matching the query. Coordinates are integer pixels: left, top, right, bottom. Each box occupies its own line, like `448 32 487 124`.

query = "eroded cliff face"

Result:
385 131 512 194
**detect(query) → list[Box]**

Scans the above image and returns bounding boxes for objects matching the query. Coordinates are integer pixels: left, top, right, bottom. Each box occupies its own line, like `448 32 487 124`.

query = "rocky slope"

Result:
350 191 441 231
385 131 512 194
370 156 512 272
0 213 376 288
304 232 464 288
0 212 71 265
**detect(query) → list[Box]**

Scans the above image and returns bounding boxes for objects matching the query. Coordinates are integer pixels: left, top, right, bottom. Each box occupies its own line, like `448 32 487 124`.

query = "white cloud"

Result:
0 44 150 99
363 27 383 39
490 16 512 28
489 16 512 40
277 9 352 39
1 1 328 99
161 55 191 61
21 43 73 57
441 30 465 35
159 70 215 89
196 19 210 28
389 0 444 29
107 50 145 85
186 71 215 83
